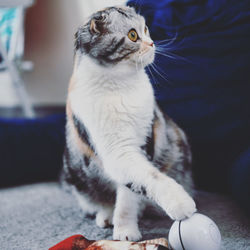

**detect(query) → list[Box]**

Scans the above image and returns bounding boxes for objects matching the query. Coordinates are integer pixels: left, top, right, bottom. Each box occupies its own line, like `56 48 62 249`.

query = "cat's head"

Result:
75 6 155 68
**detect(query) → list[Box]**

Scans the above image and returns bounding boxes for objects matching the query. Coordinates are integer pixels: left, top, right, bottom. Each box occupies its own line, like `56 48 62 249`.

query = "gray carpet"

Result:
0 182 249 250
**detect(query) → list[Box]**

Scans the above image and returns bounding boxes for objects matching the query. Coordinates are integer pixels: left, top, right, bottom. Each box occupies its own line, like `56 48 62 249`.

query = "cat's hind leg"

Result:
113 185 143 241
73 187 114 228
95 206 114 228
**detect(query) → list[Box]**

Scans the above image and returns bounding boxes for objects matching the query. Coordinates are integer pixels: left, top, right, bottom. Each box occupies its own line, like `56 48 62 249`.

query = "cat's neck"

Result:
75 54 147 90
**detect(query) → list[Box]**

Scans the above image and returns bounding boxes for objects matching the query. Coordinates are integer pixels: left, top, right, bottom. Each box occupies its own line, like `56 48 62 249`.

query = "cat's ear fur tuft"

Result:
90 13 107 34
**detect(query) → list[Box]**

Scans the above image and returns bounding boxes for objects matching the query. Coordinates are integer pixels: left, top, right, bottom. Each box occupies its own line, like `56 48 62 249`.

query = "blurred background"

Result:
0 0 125 187
0 0 125 112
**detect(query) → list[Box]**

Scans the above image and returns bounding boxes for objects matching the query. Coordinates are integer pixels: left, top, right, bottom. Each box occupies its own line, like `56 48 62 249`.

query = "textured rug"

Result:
0 183 249 250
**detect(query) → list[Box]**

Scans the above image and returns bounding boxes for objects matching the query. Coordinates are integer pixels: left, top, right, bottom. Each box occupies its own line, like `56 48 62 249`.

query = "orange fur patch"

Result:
170 119 183 148
66 99 95 159
164 112 183 147
153 116 160 144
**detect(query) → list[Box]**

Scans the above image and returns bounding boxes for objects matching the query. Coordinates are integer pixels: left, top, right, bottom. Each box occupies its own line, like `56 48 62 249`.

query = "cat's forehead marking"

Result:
106 7 145 34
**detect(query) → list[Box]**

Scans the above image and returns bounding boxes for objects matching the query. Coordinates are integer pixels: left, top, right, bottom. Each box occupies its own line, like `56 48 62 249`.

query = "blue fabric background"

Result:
0 114 65 187
127 0 250 212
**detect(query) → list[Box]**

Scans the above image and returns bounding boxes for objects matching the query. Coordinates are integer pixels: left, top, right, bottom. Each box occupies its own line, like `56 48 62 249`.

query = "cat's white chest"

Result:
70 62 155 154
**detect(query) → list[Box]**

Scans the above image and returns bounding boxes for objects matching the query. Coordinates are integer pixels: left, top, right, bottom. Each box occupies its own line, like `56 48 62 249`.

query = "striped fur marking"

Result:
72 114 94 152
140 112 158 161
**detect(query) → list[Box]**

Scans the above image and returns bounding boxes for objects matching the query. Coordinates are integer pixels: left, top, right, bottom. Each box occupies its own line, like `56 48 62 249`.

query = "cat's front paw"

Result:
157 181 196 221
165 192 196 221
113 225 142 241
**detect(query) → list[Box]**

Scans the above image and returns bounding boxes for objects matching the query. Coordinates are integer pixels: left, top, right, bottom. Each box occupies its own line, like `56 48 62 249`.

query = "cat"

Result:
61 6 196 241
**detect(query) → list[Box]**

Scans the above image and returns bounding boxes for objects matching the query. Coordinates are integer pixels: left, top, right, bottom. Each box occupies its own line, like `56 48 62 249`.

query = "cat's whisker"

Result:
155 35 178 46
139 52 159 86
154 32 178 46
155 50 185 62
146 64 158 86
150 63 173 85
155 45 177 51
150 63 166 80
156 42 181 49
155 38 175 44
155 49 192 64
155 37 187 52
155 50 177 60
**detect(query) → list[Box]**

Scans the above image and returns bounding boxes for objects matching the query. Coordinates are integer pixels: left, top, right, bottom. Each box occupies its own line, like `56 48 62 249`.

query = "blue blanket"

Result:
127 0 250 213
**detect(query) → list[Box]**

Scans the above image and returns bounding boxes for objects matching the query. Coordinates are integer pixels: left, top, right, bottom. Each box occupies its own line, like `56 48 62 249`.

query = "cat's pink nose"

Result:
150 42 154 47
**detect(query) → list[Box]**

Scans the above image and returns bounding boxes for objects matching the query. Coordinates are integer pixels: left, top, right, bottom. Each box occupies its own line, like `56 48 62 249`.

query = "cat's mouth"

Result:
139 48 150 56
137 46 155 67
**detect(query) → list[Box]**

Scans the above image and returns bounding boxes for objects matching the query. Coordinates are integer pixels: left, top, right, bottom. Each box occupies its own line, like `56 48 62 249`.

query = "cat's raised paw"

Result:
113 225 142 241
155 179 197 221
165 192 196 221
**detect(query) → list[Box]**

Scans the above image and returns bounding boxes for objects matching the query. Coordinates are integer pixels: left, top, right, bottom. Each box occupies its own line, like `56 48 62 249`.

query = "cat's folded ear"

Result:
75 28 84 52
90 13 108 34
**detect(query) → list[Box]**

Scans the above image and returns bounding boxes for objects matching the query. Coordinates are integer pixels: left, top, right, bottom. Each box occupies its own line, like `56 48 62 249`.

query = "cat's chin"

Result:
147 52 155 66
139 50 155 68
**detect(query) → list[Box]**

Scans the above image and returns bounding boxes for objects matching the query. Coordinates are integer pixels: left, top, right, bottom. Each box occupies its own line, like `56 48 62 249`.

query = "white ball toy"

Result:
168 213 221 250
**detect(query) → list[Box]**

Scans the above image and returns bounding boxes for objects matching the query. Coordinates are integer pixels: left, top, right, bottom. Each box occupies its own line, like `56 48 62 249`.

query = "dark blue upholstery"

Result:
128 0 250 213
0 114 65 187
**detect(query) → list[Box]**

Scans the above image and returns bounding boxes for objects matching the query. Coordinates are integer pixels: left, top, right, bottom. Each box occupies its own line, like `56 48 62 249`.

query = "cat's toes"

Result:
113 225 142 241
156 181 197 221
96 210 113 228
165 192 196 221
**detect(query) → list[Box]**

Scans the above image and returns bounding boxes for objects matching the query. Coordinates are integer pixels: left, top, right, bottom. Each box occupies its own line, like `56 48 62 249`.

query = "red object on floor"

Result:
49 234 170 250
49 234 95 250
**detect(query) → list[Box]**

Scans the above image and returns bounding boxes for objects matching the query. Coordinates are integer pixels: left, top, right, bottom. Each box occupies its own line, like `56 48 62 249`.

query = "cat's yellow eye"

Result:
144 26 148 34
128 29 138 42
